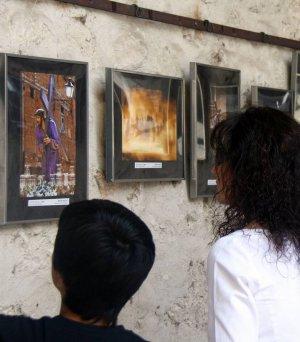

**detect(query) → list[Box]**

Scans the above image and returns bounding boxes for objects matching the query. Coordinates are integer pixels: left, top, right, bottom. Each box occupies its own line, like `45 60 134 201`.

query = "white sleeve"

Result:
207 236 259 342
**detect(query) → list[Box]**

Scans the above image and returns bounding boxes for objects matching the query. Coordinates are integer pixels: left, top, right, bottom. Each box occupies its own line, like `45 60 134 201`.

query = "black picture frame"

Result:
291 51 300 122
105 68 185 182
0 54 88 225
189 63 240 198
251 86 294 116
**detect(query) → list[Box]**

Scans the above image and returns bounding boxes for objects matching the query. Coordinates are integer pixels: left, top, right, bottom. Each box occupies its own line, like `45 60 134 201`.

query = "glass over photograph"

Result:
209 85 239 128
121 88 177 161
106 68 184 182
296 76 300 121
115 73 177 162
20 72 76 198
252 86 293 115
190 63 240 198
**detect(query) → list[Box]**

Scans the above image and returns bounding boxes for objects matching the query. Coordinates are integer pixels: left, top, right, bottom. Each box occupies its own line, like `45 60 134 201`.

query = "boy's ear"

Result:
52 265 66 296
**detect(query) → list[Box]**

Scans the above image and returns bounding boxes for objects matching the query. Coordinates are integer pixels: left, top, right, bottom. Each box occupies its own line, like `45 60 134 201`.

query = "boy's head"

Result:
52 199 155 324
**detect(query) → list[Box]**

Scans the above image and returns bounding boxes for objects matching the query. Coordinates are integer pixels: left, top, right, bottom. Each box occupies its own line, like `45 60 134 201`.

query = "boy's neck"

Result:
60 303 110 328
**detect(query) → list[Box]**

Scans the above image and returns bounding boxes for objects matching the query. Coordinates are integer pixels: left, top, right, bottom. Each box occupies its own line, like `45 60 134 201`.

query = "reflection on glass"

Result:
196 67 239 162
20 72 76 198
192 64 240 197
209 85 238 129
295 76 300 122
114 73 178 161
196 76 206 160
257 88 292 115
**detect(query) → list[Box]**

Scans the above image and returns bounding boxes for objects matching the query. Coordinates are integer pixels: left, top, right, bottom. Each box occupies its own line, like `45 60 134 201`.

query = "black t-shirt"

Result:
0 315 147 342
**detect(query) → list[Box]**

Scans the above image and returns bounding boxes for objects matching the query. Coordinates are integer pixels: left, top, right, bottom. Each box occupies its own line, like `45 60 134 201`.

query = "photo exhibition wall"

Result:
0 49 298 223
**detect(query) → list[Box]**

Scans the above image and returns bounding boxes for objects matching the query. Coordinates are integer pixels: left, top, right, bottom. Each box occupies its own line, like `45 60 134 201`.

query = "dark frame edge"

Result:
189 62 198 199
84 61 89 199
105 68 114 182
181 77 187 182
0 54 7 225
291 51 299 117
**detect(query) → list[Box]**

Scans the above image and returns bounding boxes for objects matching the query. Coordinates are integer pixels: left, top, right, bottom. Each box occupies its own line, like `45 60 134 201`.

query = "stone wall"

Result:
0 0 299 341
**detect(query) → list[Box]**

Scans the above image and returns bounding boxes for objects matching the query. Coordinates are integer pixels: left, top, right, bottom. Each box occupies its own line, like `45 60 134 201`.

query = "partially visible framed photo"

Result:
190 63 240 198
291 50 300 122
105 68 185 182
0 54 88 225
251 86 293 115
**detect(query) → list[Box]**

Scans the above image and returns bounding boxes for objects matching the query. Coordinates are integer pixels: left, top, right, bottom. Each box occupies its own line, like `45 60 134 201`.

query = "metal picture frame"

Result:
105 68 185 182
189 62 241 198
291 50 300 121
0 54 88 225
251 85 294 116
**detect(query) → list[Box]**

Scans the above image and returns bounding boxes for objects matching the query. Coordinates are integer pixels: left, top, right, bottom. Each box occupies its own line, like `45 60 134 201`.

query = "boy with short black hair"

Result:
0 199 155 341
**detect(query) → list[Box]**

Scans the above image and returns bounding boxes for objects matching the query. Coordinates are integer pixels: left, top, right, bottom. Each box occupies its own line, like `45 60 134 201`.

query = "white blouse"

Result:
207 229 300 342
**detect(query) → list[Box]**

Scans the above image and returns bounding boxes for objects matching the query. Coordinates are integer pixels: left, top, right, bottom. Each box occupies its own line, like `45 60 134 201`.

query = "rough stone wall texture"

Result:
0 0 299 341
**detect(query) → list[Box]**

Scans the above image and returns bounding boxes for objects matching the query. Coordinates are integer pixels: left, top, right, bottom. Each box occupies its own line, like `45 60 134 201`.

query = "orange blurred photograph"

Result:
121 87 177 161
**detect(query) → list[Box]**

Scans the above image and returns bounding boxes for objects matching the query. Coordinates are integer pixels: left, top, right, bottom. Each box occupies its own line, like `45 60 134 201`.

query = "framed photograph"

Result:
105 68 185 182
190 63 240 198
251 86 293 115
291 50 300 122
0 54 88 225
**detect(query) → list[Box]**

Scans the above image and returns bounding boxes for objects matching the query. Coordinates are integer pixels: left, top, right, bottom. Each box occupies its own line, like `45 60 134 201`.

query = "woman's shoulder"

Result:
210 228 265 255
207 229 271 291
208 228 269 274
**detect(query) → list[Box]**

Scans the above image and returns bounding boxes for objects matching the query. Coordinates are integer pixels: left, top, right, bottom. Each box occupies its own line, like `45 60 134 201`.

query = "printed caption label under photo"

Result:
28 198 70 207
135 162 163 169
207 179 217 186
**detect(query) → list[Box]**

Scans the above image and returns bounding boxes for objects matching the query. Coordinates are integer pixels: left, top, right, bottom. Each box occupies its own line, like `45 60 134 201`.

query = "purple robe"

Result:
35 118 60 182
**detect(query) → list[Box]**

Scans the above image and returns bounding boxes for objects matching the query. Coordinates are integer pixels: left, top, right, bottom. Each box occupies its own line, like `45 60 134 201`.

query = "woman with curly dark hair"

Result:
207 107 300 342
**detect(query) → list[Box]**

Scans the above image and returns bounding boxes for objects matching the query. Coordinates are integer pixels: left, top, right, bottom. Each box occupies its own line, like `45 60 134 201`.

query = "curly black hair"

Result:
211 107 300 260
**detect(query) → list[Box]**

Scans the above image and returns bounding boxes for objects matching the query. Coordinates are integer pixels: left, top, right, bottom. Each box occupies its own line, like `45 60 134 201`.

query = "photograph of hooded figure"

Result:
20 72 76 198
34 108 60 182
